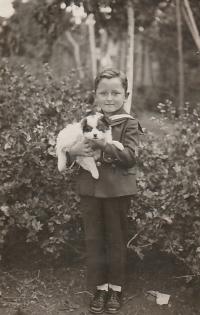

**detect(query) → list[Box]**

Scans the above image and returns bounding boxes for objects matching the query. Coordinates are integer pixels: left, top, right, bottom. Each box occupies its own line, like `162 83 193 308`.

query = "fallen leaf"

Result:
147 290 170 305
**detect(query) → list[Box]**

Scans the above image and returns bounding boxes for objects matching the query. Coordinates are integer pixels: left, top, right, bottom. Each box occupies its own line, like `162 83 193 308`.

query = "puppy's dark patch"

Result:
97 116 110 132
81 117 93 133
83 125 93 133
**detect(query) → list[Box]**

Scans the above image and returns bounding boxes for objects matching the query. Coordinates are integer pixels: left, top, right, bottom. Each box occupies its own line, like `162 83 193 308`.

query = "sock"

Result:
109 284 122 292
97 283 109 291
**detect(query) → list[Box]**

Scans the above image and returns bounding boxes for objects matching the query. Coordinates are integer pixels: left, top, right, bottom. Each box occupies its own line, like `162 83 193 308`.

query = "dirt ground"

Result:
0 247 199 315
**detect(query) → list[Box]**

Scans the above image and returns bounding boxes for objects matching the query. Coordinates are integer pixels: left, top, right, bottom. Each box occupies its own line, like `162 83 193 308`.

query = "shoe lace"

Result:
109 290 120 303
94 290 106 302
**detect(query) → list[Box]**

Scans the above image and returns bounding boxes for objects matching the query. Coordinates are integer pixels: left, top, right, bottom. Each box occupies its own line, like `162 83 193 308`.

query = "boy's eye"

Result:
99 91 121 96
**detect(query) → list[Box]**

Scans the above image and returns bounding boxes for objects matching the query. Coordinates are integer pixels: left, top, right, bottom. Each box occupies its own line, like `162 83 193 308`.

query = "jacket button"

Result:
96 161 101 167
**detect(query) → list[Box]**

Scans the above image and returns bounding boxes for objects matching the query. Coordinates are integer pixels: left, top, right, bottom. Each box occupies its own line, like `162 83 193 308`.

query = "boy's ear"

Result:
85 91 95 105
125 92 129 99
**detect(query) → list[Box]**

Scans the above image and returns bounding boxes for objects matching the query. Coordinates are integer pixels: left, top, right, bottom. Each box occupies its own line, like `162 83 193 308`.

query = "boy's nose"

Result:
107 93 112 100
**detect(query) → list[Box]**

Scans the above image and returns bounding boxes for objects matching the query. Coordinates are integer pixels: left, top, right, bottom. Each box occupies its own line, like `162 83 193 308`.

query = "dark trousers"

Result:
81 196 131 291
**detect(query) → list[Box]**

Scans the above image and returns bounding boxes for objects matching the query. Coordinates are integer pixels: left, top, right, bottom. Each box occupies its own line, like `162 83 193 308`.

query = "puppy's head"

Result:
81 112 110 140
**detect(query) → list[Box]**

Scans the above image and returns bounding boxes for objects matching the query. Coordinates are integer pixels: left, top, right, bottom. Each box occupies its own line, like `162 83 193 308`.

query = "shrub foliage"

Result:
0 61 90 259
0 62 200 275
129 103 200 275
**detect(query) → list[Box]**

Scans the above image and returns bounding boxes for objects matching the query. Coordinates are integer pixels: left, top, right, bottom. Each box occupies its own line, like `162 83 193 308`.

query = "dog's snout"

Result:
93 134 97 139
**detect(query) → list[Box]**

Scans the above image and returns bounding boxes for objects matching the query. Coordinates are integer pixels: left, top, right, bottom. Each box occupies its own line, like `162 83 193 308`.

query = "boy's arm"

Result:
65 151 75 166
103 119 139 168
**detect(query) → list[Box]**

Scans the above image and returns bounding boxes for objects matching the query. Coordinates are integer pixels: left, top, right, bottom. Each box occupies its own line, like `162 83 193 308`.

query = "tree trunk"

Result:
176 0 184 115
141 37 145 86
87 13 97 80
119 35 127 73
125 0 135 114
65 31 84 79
182 0 200 50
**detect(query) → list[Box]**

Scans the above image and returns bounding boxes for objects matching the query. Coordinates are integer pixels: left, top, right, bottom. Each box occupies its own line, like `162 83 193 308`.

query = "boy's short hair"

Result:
94 68 128 93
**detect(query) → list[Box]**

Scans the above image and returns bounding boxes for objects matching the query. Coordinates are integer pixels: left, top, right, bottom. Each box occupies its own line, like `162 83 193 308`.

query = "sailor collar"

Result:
108 113 135 126
109 113 135 121
108 113 144 134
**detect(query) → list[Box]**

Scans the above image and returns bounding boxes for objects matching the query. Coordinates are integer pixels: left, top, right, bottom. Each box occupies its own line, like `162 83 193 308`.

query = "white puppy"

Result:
56 112 124 179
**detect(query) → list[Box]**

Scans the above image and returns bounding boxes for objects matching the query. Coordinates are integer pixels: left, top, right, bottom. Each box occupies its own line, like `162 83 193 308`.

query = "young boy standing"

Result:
68 68 140 314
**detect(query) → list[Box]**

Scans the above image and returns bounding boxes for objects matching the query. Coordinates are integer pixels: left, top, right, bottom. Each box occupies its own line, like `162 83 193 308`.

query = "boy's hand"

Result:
68 139 94 157
88 139 106 150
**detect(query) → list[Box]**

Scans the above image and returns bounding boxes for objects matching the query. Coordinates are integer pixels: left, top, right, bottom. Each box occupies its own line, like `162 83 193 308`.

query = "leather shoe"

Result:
105 289 122 314
89 289 108 314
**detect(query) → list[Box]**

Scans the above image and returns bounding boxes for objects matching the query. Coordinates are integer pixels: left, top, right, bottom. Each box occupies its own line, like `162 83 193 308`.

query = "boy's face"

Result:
95 77 128 115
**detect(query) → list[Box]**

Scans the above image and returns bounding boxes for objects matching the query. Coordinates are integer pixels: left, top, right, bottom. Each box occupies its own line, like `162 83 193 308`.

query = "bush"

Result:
0 61 200 276
129 102 200 275
0 60 91 259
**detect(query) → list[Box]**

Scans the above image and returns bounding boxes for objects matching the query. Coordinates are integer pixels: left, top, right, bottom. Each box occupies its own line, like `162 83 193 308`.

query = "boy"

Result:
68 68 140 314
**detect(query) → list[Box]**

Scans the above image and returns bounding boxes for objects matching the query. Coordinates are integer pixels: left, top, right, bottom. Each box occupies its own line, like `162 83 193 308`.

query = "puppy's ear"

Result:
100 115 111 127
84 109 96 117
81 117 87 129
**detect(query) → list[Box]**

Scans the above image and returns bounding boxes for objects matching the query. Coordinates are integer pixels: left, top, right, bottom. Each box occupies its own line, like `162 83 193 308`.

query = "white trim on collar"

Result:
109 114 134 120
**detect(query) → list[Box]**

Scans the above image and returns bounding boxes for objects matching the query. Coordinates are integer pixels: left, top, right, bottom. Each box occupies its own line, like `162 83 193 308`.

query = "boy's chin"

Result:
102 106 124 115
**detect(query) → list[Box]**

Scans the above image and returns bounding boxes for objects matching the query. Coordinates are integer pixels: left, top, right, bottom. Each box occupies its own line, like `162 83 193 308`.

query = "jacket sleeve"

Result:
102 119 139 168
66 151 77 168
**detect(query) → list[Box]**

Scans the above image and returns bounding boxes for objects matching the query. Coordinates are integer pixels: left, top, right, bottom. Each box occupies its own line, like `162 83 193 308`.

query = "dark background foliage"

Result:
1 0 200 108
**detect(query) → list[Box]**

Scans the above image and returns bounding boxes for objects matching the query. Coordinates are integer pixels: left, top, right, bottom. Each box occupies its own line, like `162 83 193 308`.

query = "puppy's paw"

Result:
57 151 67 172
91 169 99 179
58 162 66 172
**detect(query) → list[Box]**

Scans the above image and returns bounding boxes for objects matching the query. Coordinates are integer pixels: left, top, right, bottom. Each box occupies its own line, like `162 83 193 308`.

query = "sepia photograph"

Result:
0 0 199 314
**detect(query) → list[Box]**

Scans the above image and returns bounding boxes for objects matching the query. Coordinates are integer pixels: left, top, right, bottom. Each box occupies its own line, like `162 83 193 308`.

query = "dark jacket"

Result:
75 108 140 198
